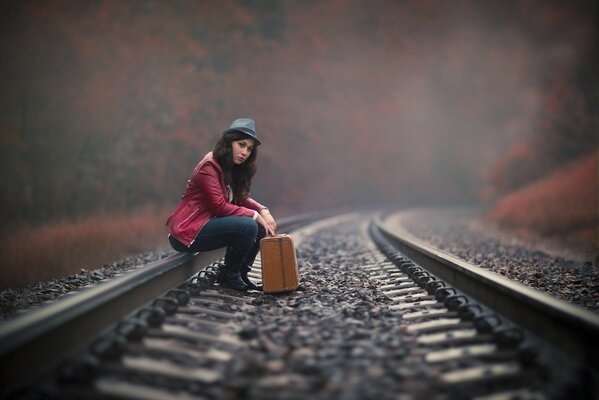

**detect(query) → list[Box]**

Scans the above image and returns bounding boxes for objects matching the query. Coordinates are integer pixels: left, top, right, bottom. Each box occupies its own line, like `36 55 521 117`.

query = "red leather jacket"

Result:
165 152 267 247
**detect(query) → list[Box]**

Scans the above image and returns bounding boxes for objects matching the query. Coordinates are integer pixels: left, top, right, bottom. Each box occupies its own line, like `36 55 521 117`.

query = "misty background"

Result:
0 1 597 233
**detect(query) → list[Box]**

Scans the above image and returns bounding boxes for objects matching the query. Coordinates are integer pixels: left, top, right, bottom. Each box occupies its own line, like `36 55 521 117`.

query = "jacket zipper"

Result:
176 208 199 230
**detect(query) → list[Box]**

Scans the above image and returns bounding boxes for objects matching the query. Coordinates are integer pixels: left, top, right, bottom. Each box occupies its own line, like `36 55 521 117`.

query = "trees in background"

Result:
0 0 596 227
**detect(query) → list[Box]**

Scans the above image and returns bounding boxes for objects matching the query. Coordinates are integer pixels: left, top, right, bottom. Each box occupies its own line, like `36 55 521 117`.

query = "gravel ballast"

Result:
221 215 436 399
396 208 599 313
0 248 175 320
4 212 593 399
2 207 597 321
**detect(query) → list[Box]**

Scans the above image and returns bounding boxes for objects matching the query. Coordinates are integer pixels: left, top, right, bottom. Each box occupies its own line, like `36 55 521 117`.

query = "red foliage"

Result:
486 151 598 243
0 0 596 224
0 0 595 281
0 207 169 288
484 68 597 198
487 142 537 194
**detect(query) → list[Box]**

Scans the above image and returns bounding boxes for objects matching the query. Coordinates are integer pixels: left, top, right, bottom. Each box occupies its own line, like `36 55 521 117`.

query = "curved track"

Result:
375 212 599 370
1 210 597 399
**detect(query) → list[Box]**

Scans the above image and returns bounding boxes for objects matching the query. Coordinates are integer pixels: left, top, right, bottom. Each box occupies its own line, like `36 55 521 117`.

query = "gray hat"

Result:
223 118 261 145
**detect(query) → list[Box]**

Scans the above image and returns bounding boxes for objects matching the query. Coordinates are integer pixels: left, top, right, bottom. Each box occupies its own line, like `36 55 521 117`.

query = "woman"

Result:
166 118 276 291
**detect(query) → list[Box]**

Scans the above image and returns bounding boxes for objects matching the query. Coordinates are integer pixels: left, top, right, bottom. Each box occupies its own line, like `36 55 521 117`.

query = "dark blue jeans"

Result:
169 216 266 269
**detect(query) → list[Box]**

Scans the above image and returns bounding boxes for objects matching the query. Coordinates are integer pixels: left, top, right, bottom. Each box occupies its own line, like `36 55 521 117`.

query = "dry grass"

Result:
0 207 170 289
485 151 598 258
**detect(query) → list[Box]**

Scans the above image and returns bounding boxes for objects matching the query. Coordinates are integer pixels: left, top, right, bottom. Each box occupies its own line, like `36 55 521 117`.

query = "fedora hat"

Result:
223 118 261 145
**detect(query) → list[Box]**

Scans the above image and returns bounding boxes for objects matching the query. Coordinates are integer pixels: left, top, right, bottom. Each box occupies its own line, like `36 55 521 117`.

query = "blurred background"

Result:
1 0 597 286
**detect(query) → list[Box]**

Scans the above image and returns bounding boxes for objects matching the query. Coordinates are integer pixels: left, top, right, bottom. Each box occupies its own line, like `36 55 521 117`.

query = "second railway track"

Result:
1 211 597 399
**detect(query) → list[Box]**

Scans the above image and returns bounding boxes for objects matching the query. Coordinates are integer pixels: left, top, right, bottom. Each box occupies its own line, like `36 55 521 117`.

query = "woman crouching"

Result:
165 118 276 291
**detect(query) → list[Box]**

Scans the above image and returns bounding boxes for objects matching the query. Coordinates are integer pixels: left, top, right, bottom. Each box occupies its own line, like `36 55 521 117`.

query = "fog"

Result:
1 0 597 224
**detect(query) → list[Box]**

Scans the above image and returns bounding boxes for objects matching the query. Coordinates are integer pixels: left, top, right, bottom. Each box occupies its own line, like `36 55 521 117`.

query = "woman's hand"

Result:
257 209 276 236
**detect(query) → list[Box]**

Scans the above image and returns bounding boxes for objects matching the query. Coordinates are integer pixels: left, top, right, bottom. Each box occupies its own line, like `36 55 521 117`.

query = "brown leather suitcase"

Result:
259 234 299 293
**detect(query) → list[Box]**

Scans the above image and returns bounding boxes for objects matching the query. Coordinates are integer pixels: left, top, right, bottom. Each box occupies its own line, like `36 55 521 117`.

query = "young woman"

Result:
166 118 276 291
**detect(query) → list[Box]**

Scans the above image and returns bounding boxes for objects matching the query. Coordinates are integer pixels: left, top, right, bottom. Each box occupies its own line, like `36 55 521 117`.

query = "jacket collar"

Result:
201 151 223 174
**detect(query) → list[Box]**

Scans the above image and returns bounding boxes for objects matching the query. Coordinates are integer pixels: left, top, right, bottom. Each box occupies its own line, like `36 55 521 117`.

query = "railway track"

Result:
1 211 597 399
0 211 333 398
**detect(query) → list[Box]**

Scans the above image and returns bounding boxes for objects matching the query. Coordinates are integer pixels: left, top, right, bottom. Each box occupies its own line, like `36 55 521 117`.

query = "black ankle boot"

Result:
217 269 248 291
217 248 248 291
240 266 262 291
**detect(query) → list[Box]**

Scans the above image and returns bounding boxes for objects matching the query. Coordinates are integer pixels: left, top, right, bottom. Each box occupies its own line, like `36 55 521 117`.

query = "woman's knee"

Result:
228 217 258 251
238 217 259 236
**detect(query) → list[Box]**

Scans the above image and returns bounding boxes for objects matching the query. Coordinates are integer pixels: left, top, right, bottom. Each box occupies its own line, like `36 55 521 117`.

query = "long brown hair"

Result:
213 131 258 201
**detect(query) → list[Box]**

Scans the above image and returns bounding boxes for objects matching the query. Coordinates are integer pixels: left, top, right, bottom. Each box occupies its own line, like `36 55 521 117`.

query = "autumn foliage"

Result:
0 208 168 287
0 0 597 286
486 152 597 241
1 0 596 224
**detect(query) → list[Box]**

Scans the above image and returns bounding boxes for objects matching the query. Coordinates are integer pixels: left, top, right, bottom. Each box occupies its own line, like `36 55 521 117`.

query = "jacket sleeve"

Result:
196 164 256 218
239 196 267 212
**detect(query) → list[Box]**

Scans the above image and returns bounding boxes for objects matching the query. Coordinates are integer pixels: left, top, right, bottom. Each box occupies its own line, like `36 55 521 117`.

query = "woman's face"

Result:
231 138 255 165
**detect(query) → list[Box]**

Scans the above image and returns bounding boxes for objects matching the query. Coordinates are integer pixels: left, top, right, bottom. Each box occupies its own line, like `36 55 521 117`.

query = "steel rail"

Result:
0 249 224 389
0 209 339 390
374 212 599 370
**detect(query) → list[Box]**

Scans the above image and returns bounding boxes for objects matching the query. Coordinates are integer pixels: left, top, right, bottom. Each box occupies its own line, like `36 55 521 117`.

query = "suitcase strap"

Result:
278 238 288 290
